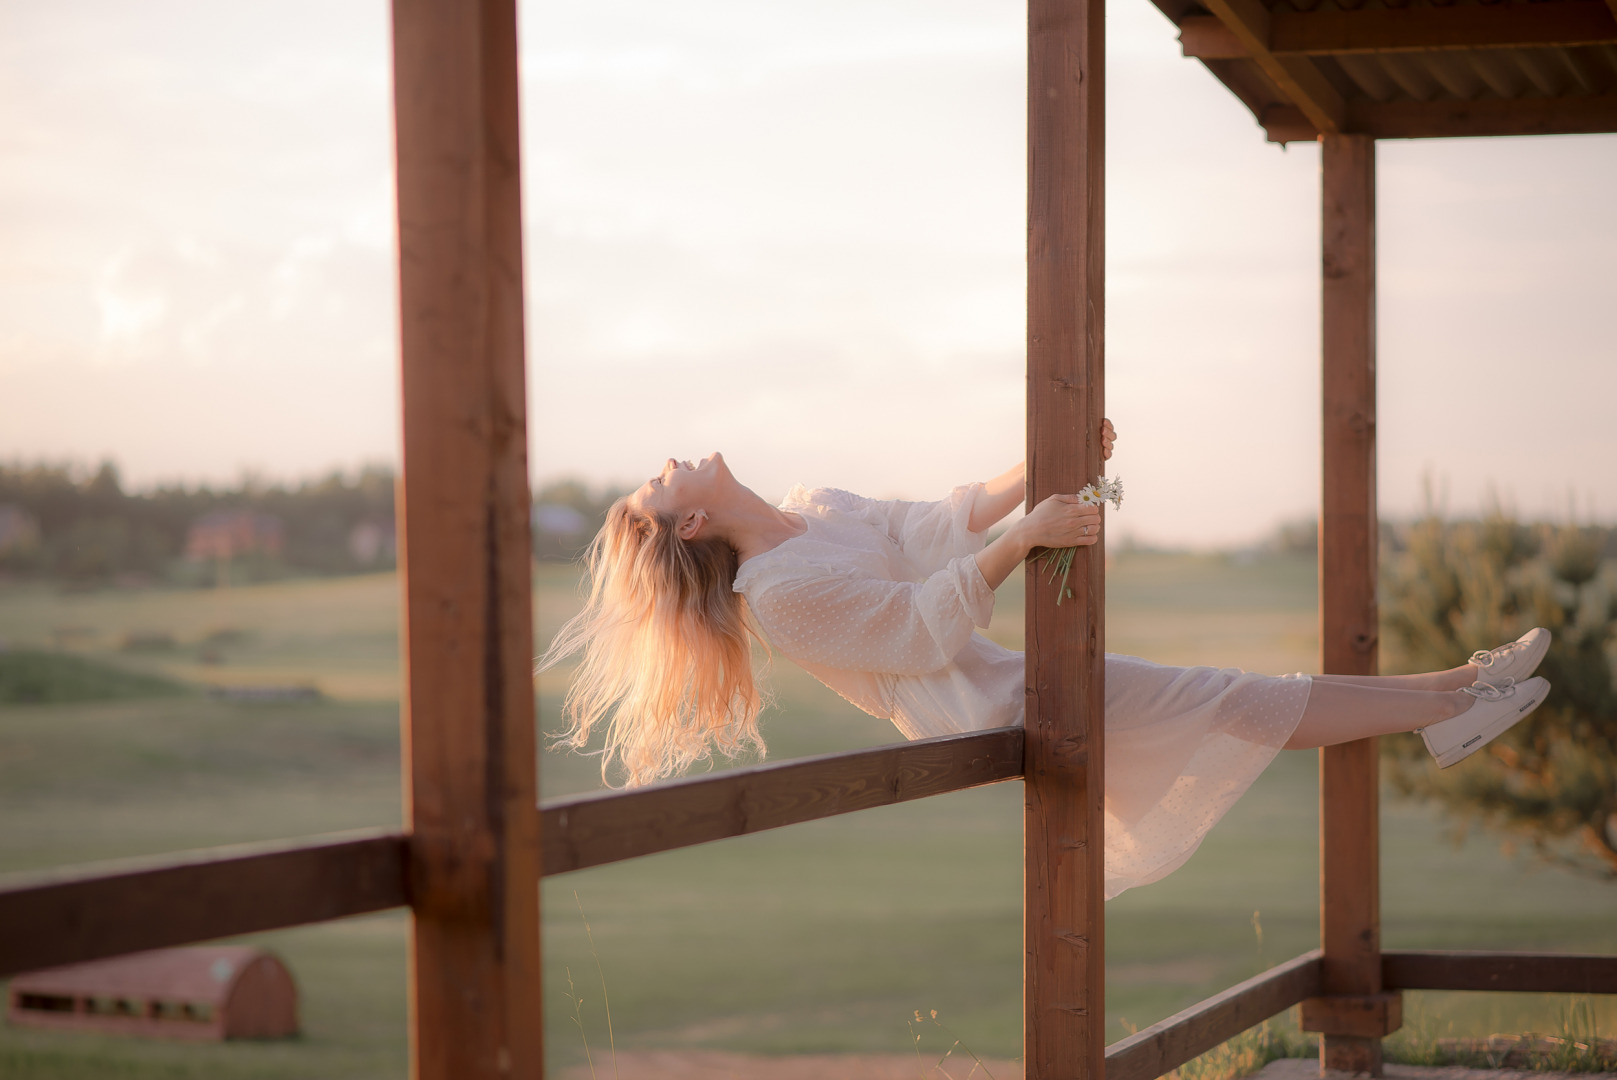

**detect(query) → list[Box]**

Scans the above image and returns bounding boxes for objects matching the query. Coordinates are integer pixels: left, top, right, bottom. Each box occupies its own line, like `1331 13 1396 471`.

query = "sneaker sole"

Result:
1432 686 1545 769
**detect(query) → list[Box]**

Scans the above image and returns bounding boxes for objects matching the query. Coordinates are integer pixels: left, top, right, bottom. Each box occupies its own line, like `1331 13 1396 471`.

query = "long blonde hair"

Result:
539 497 768 786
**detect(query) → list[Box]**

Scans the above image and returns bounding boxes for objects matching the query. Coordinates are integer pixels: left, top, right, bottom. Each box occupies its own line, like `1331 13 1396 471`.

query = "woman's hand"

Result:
975 492 1102 589
1102 418 1116 461
1011 493 1102 554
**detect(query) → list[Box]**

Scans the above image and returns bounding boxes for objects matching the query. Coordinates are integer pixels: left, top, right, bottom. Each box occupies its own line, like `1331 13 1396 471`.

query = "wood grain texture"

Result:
542 728 1025 876
1319 132 1383 1078
1300 991 1403 1037
1026 0 1107 1074
1350 94 1617 139
0 831 407 979
1182 3 1617 57
1383 951 1617 994
390 0 542 1076
1105 951 1323 1080
1198 0 1346 132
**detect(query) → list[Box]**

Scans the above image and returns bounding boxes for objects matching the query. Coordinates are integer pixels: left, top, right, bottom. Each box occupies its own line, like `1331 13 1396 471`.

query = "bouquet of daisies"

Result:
1037 476 1123 605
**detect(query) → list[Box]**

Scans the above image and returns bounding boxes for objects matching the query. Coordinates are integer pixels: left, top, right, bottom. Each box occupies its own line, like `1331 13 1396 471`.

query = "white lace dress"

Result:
732 483 1313 899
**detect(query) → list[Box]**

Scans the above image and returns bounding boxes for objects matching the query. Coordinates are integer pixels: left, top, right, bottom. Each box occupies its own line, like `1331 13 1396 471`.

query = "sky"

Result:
1 0 1613 548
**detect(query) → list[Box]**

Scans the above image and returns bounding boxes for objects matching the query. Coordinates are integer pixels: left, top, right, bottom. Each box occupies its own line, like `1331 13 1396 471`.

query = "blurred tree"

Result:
1382 511 1617 879
531 479 625 562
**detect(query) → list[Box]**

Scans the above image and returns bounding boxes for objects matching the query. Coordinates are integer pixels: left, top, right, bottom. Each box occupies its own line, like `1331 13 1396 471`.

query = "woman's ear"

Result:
678 510 707 541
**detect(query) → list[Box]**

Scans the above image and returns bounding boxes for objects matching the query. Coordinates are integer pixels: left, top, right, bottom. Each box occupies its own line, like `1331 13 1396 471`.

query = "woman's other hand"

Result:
1102 418 1116 461
1013 493 1102 553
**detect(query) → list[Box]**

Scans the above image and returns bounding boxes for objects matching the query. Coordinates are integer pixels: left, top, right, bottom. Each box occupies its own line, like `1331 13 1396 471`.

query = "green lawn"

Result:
1 554 1612 1078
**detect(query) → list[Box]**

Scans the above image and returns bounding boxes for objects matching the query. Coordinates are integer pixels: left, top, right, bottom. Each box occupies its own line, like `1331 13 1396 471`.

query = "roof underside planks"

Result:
1151 0 1617 142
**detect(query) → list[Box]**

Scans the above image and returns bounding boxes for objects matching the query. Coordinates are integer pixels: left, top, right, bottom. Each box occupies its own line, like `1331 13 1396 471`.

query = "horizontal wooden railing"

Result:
1105 950 1324 1080
0 728 1023 978
0 829 409 978
541 726 1025 875
5 722 1616 1079
1384 950 1617 994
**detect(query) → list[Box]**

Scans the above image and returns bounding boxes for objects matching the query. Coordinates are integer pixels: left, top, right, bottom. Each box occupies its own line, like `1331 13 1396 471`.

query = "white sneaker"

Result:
1470 627 1551 688
1421 676 1550 769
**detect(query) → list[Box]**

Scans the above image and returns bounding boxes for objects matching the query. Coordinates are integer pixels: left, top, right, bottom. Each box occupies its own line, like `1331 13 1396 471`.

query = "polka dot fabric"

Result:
734 485 1312 899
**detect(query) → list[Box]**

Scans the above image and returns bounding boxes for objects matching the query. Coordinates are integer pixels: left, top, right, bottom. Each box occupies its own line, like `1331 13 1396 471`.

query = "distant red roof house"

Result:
0 504 42 556
185 510 285 562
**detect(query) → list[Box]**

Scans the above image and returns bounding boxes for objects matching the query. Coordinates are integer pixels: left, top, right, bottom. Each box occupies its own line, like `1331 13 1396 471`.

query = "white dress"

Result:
732 483 1313 899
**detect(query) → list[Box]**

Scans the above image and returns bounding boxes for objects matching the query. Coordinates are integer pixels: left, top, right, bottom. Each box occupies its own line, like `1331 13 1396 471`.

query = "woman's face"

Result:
631 452 729 518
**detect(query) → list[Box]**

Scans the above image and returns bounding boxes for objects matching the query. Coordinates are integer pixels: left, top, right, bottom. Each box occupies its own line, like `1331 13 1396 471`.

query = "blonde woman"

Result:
541 425 1551 897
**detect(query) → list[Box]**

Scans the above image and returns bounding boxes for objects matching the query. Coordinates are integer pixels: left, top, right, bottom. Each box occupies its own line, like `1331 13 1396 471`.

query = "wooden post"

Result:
1025 0 1107 1074
390 2 543 1078
1314 132 1391 1076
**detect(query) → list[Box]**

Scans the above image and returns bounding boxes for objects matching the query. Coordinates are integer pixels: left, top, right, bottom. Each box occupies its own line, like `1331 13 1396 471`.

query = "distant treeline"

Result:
0 462 626 585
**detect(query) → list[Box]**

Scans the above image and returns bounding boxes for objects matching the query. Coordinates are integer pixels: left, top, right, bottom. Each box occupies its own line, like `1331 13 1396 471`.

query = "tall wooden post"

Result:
1306 133 1398 1076
1025 0 1106 1074
390 2 543 1078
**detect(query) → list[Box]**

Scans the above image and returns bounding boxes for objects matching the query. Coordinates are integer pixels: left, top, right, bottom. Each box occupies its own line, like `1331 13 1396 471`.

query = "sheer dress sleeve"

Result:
746 555 996 676
852 483 990 576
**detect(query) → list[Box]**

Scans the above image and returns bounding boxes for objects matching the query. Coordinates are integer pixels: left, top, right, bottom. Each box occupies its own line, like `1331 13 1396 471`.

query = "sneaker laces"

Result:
1460 678 1516 701
1470 639 1526 669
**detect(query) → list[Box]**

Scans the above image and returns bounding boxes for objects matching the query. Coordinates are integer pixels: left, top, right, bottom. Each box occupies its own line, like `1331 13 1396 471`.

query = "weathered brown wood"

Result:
1026 0 1106 1073
1351 94 1617 140
1263 94 1617 143
1260 105 1321 145
543 727 1025 876
390 1 542 1076
1180 15 1246 59
1198 0 1346 133
0 831 408 979
1301 991 1403 1038
1384 951 1617 994
1105 951 1323 1080
1319 131 1383 1077
1182 3 1617 58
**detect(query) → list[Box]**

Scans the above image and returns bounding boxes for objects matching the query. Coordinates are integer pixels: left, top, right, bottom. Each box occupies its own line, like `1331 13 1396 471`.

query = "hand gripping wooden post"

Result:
1026 0 1107 1075
390 2 544 1077
1304 132 1400 1076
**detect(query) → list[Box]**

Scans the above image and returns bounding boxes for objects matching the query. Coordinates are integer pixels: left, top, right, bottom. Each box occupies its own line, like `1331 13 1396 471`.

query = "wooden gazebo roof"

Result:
1153 0 1617 141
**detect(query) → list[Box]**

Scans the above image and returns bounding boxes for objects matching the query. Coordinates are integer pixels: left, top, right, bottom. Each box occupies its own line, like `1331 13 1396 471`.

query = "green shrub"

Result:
0 650 188 704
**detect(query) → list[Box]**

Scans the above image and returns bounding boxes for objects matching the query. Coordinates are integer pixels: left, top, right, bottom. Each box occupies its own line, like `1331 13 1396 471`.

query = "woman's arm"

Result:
965 419 1116 535
967 463 1026 533
973 492 1102 590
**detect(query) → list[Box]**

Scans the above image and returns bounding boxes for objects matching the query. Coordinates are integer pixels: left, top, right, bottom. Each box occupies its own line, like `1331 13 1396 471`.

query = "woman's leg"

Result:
1311 664 1476 693
1284 678 1472 749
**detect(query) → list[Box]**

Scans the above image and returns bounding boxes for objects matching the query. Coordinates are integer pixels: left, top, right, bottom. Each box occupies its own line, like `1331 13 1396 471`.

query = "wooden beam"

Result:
1350 93 1617 139
1180 16 1245 59
1384 951 1617 994
389 1 542 1077
0 831 408 979
1301 992 1403 1038
542 728 1025 876
1197 0 1346 132
1105 951 1323 1080
1026 0 1107 1072
1181 3 1617 58
1319 132 1383 1077
1260 104 1321 144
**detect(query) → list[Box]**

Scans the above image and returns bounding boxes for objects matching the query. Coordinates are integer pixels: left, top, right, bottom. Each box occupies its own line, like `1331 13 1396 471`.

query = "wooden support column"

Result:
1025 0 1106 1075
390 2 543 1078
1313 133 1390 1076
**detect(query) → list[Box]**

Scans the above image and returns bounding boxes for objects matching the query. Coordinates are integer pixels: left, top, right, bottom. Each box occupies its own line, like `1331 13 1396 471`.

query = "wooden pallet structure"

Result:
7 946 297 1042
2 1 1614 1076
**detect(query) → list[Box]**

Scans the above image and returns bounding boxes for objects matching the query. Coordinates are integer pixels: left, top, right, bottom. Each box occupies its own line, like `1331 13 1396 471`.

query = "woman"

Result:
540 425 1551 897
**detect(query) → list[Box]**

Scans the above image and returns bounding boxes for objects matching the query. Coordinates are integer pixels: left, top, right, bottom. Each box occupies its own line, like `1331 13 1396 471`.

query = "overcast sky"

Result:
2 0 1613 547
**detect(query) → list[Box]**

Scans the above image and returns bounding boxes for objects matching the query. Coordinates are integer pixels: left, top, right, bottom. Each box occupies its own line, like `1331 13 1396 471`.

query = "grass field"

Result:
1 553 1613 1078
